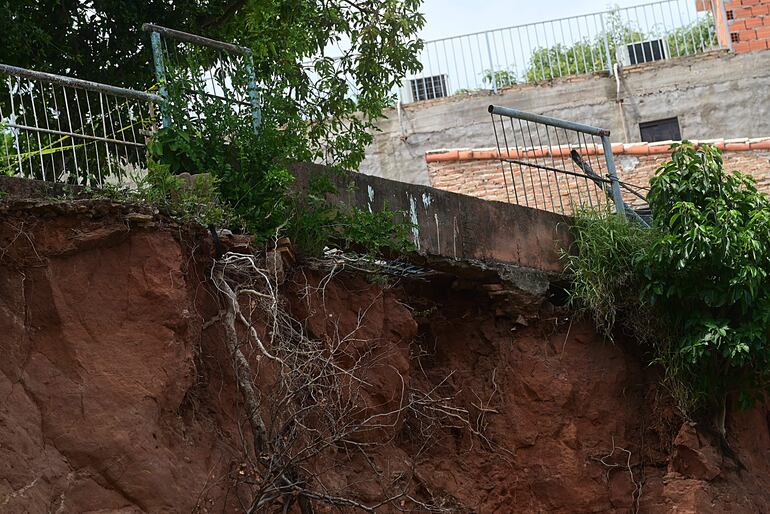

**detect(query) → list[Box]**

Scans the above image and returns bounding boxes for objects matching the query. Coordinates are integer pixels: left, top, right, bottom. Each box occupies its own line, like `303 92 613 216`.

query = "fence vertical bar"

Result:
484 32 498 94
601 135 625 217
244 54 262 133
150 31 171 128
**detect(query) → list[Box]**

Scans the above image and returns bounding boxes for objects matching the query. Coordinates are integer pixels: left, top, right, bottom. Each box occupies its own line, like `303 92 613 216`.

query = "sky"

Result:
418 0 653 41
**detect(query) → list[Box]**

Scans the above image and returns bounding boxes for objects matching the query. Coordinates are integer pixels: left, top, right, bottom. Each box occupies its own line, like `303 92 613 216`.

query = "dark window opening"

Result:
410 75 448 102
727 9 734 20
731 32 740 43
640 117 681 142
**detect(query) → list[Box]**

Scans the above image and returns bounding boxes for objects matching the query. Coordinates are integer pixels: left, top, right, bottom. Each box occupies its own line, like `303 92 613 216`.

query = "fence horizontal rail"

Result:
488 105 610 137
0 64 161 104
142 23 252 55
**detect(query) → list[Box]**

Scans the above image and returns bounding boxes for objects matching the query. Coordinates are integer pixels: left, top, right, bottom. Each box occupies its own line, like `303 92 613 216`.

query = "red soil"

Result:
1 200 769 513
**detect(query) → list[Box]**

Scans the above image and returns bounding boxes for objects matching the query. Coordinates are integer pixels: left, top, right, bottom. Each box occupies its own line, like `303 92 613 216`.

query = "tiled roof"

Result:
424 138 770 163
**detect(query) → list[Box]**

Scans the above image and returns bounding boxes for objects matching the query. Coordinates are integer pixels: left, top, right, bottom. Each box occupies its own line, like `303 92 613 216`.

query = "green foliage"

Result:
526 10 644 81
482 69 517 89
525 10 716 82
565 143 770 419
563 207 656 340
527 41 608 82
75 161 238 227
286 175 415 257
667 16 719 58
640 143 770 410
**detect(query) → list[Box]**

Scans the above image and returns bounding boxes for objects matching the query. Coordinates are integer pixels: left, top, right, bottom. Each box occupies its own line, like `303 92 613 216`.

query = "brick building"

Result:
701 0 770 52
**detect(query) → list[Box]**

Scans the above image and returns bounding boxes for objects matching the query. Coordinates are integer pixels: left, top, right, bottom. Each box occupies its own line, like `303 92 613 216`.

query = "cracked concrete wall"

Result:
360 49 770 185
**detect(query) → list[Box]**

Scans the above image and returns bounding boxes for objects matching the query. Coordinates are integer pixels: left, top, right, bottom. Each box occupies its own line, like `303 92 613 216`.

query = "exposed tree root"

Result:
210 250 484 512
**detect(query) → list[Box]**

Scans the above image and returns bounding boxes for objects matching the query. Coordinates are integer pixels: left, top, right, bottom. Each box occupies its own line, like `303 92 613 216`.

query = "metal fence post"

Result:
484 32 498 94
244 54 262 134
601 135 625 217
600 15 614 76
150 31 171 128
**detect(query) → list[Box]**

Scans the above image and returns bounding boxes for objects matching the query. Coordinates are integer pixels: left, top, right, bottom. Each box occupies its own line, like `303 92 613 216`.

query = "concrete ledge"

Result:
0 175 80 199
289 163 571 272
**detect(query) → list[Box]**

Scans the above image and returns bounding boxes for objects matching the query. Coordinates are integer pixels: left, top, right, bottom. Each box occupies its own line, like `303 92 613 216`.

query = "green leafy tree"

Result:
147 0 424 243
564 143 770 433
0 0 244 88
639 143 770 430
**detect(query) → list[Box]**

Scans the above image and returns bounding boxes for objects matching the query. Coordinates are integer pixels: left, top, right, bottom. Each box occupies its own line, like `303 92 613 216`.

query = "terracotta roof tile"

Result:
425 138 770 162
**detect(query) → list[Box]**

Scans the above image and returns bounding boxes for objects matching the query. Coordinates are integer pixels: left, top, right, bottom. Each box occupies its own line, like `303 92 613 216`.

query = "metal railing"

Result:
0 64 160 184
142 23 261 132
0 25 262 186
402 0 723 101
488 104 650 225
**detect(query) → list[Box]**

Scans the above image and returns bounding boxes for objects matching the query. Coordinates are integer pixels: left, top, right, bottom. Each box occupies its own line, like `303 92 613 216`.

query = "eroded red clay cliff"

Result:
1 200 770 513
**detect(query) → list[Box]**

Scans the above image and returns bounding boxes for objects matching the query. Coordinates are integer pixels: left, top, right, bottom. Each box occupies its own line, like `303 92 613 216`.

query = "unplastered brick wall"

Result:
698 0 770 52
725 0 770 52
426 138 770 214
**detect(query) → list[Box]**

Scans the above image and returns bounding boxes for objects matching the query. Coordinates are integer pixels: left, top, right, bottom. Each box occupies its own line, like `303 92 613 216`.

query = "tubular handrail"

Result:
488 105 610 138
141 23 252 55
0 63 161 104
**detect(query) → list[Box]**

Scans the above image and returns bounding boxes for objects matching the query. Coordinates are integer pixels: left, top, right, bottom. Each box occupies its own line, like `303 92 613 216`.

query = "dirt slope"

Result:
1 200 769 513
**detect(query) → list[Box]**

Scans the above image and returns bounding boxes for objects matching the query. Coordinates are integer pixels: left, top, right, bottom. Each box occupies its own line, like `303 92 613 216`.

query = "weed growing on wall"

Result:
285 174 415 257
565 143 770 431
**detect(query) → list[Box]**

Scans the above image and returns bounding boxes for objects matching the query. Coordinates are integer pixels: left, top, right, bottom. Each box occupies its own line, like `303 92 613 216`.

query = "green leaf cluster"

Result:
286 174 416 257
565 143 770 417
641 143 770 410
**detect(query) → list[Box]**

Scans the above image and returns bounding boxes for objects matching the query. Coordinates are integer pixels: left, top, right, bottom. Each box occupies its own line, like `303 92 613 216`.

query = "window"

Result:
409 75 448 102
640 117 681 142
731 32 740 43
726 9 734 20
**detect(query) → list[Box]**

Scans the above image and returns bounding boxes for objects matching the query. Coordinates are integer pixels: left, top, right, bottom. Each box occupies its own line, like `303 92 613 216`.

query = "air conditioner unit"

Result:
401 74 448 103
617 38 669 66
399 83 414 104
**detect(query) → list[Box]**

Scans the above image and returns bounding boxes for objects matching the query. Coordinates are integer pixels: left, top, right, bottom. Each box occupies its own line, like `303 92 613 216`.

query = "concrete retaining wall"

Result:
290 163 571 272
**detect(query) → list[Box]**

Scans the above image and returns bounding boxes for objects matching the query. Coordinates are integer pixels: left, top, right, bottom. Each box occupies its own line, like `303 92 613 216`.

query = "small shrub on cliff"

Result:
146 25 418 256
563 206 656 341
565 142 770 428
641 143 770 424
